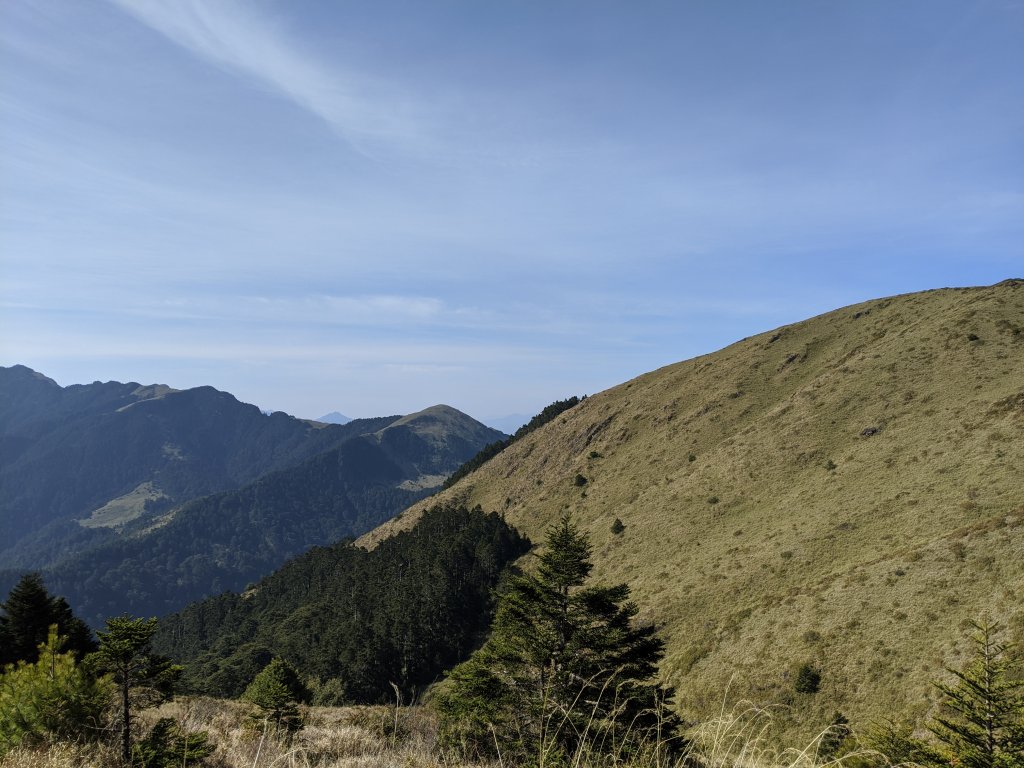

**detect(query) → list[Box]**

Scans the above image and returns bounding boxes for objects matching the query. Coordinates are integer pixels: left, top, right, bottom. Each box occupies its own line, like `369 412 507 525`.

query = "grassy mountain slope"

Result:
30 405 506 625
364 281 1024 735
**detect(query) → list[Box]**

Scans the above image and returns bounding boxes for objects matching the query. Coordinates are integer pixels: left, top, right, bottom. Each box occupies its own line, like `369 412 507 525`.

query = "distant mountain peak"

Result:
383 404 506 440
390 403 461 425
2 364 60 388
0 369 507 625
316 411 352 424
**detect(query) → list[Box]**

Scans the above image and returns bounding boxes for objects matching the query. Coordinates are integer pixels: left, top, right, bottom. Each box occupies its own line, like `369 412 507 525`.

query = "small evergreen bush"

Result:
0 628 111 756
794 663 821 693
132 718 212 768
242 657 306 733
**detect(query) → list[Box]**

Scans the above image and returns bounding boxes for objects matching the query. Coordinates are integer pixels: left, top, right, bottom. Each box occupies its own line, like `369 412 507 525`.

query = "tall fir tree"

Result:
928 620 1024 768
436 515 681 762
92 616 181 763
0 573 95 666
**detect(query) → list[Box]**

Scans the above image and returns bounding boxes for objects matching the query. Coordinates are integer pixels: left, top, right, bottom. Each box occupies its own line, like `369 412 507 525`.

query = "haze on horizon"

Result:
1 1 1021 421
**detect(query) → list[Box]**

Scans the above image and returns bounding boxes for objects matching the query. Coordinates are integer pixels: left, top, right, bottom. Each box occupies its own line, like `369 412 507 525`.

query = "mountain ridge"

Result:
361 280 1024 737
0 367 380 569
0 368 506 624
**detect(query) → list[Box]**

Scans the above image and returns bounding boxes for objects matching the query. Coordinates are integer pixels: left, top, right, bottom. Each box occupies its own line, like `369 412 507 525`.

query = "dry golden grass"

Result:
149 698 445 768
362 280 1024 740
0 696 885 768
0 698 445 768
0 742 121 768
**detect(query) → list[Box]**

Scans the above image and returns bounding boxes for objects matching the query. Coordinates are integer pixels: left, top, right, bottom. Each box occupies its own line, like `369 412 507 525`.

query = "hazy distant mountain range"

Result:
0 366 505 624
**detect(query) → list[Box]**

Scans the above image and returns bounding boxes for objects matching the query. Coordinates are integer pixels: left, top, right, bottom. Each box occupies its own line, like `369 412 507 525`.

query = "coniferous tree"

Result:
818 712 853 759
92 616 181 763
873 623 1024 768
0 627 111 756
0 573 95 665
242 657 306 733
436 515 681 762
795 663 822 694
132 717 213 768
863 719 944 768
928 620 1024 768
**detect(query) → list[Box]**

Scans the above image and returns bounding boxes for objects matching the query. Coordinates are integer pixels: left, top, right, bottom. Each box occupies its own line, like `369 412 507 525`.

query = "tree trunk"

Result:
121 676 131 764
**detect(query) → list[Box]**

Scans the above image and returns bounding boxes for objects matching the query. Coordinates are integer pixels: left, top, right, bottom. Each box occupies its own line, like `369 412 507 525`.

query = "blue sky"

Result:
2 1 1021 423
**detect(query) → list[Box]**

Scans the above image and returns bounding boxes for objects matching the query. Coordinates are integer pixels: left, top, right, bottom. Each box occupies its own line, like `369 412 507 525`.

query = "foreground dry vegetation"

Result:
0 698 429 768
0 696 877 768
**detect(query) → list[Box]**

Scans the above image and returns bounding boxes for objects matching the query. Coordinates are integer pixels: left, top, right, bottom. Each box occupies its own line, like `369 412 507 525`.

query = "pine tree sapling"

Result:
928 620 1024 768
92 615 181 763
436 515 681 762
0 627 111 756
818 711 852 760
795 663 822 694
133 717 213 768
243 657 307 733
862 719 945 768
434 654 514 760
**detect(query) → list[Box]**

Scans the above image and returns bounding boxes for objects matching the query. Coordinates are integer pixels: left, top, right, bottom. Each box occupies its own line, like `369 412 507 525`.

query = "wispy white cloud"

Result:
0 288 449 328
245 294 447 325
2 328 564 369
106 0 425 159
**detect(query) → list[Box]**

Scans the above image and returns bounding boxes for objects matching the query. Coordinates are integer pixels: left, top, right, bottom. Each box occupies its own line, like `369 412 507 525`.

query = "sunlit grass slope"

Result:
363 280 1024 738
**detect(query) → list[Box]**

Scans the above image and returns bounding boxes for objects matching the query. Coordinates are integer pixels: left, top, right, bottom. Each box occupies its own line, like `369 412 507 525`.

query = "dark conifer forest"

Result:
153 504 530 704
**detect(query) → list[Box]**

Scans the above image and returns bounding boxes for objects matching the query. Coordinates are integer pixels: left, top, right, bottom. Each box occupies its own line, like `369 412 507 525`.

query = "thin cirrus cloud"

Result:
244 294 447 326
106 0 426 159
7 287 451 329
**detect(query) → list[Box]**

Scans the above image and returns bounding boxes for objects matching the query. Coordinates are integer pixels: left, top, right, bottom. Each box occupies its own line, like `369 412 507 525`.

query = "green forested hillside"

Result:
42 440 419 625
364 280 1024 738
154 504 529 704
